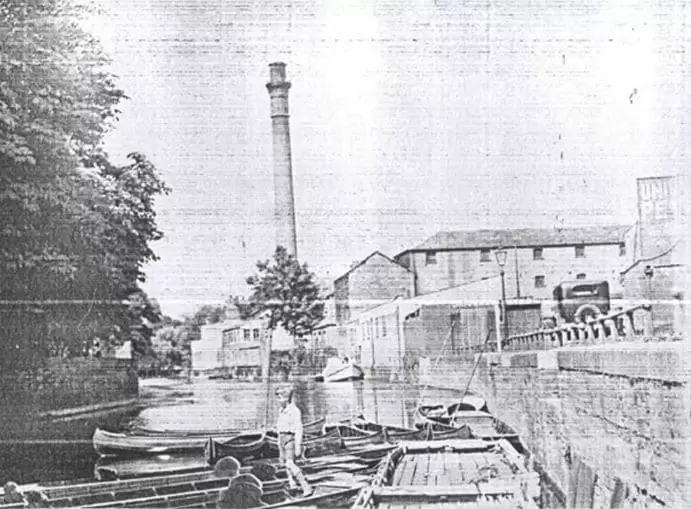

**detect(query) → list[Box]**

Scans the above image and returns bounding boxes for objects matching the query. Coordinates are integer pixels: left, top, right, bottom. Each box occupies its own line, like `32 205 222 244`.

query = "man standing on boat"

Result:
275 386 313 497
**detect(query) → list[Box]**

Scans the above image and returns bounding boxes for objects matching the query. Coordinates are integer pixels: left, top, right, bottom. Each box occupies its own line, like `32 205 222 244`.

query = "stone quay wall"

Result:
419 343 690 508
0 358 138 424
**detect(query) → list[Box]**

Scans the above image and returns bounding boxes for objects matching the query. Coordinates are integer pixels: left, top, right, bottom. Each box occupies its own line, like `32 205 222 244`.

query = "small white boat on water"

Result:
318 357 364 383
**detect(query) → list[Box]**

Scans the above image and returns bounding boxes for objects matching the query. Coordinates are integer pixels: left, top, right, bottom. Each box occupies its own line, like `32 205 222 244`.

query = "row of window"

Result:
425 244 626 266
534 273 586 288
361 315 388 342
222 328 262 344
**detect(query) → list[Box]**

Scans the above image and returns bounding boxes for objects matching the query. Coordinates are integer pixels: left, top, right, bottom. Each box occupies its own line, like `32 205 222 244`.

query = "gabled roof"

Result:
335 250 411 282
400 225 632 254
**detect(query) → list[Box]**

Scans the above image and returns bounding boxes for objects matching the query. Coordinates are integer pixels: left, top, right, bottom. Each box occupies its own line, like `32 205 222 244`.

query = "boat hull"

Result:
263 428 344 460
321 362 364 382
92 427 238 457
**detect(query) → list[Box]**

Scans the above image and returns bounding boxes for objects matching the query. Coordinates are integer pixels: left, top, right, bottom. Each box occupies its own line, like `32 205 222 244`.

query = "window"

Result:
535 275 546 288
243 329 250 341
619 243 626 256
533 247 543 260
381 317 387 337
576 273 586 280
374 317 380 338
253 329 260 340
480 249 491 262
575 245 585 258
425 251 437 265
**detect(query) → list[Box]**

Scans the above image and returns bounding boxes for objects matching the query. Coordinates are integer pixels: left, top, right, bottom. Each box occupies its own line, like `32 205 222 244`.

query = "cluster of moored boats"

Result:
1 396 541 508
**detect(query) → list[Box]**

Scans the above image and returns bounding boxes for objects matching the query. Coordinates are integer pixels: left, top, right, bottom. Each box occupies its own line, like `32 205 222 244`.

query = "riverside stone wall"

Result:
0 358 138 425
419 343 690 508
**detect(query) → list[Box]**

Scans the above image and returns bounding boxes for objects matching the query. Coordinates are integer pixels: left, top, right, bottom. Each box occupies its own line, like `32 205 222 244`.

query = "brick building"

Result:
333 251 414 325
395 225 634 299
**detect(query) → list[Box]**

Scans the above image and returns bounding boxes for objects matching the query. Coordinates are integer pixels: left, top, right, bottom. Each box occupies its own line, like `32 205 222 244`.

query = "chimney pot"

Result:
268 62 287 85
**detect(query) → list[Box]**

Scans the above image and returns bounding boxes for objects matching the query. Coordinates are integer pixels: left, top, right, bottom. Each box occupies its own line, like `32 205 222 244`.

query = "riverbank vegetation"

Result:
0 1 169 371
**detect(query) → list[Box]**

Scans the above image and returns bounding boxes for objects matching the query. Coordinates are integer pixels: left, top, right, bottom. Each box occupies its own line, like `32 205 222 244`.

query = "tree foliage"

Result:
0 1 169 370
244 246 325 338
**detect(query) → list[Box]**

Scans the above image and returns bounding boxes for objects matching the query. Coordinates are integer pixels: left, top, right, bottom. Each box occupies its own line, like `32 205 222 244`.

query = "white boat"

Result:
320 357 364 382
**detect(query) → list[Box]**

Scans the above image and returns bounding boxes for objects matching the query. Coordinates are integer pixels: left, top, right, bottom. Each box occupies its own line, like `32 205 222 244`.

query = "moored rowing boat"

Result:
204 432 267 463
93 417 328 458
92 427 237 457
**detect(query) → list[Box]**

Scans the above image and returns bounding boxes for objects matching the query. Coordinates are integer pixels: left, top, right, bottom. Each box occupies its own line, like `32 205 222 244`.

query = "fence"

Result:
502 304 664 351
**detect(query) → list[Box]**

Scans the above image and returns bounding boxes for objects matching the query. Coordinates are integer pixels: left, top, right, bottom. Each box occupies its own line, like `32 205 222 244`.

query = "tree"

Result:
244 246 325 340
184 304 227 342
0 1 169 370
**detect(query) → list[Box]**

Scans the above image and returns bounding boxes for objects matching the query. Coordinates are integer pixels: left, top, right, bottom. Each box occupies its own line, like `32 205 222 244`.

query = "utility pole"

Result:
514 245 521 298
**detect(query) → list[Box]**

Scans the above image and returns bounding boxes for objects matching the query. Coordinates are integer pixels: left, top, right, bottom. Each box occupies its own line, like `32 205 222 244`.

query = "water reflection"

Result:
134 378 463 433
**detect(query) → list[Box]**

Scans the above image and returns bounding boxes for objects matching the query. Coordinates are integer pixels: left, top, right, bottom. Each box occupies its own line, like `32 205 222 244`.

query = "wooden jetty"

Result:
351 439 540 508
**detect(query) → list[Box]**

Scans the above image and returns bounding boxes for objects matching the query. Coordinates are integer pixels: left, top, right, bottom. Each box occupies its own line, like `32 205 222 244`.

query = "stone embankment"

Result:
419 341 690 508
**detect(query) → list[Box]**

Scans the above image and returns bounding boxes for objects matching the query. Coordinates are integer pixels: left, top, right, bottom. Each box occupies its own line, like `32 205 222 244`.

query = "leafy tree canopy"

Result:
244 246 325 338
0 1 169 369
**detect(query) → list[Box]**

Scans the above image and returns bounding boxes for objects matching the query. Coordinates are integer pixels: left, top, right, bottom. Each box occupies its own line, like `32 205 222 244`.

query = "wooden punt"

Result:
413 396 488 428
127 416 326 438
217 466 373 509
204 432 267 463
323 423 387 448
415 409 520 439
351 419 472 442
93 427 239 457
0 445 395 509
350 419 431 442
351 439 540 508
261 427 344 461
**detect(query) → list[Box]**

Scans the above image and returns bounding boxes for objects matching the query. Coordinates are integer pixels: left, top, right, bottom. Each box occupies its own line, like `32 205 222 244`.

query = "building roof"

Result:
334 250 411 282
401 225 632 253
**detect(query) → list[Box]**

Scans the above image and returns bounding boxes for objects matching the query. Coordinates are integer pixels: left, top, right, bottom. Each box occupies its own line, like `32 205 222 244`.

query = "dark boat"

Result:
262 427 344 460
413 395 488 428
204 432 267 464
323 423 387 448
351 438 540 508
302 417 328 436
5 444 395 509
350 419 431 441
414 409 524 453
127 416 326 438
92 427 238 457
218 471 369 509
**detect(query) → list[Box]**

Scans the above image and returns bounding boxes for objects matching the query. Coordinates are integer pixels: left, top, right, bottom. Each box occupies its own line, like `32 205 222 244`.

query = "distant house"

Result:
334 251 414 325
191 317 299 373
192 321 232 371
395 225 634 299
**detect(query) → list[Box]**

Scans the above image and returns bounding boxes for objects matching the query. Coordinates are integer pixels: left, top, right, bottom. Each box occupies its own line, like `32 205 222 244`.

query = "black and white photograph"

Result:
0 1 688 508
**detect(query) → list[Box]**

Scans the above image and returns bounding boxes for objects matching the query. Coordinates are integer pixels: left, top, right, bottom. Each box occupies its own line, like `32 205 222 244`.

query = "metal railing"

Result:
502 304 657 351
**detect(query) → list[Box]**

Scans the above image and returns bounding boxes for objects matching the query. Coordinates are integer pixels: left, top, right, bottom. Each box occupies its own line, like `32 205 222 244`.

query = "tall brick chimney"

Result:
266 62 298 259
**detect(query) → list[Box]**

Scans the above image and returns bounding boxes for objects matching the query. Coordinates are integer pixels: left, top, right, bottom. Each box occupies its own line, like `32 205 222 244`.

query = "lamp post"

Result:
644 265 654 334
495 248 509 347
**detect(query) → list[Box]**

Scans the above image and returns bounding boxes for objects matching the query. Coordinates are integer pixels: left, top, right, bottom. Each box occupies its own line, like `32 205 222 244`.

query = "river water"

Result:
25 377 459 482
131 377 463 433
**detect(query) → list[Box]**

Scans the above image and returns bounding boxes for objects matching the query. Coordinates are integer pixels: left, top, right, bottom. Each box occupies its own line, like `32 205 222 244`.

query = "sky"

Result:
87 0 689 318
